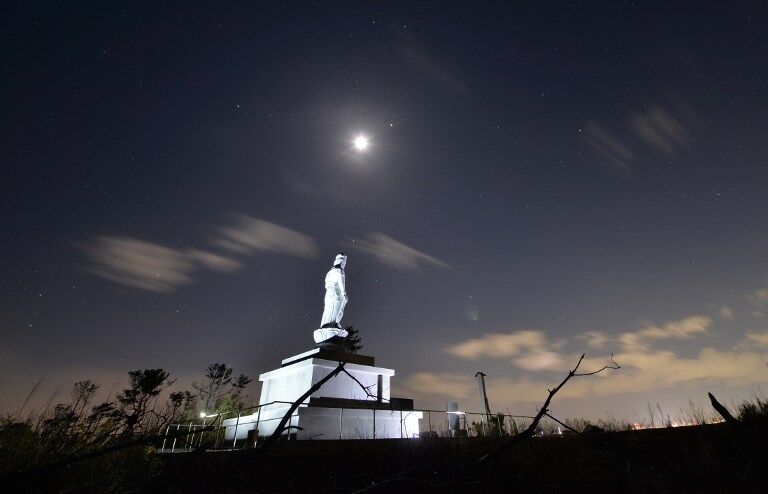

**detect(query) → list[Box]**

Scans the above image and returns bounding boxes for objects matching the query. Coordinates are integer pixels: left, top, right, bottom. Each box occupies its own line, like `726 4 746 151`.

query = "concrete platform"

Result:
221 350 420 441
223 405 423 441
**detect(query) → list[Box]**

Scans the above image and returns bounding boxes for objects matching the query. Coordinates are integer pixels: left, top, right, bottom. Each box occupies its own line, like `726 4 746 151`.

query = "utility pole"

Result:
475 371 492 433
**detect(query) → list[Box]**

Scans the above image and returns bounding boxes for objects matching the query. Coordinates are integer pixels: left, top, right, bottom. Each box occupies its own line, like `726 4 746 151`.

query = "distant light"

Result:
199 412 207 418
353 135 369 151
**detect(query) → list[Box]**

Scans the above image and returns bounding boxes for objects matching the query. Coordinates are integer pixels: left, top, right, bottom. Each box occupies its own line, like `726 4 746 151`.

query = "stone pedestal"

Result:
222 349 422 441
313 327 348 343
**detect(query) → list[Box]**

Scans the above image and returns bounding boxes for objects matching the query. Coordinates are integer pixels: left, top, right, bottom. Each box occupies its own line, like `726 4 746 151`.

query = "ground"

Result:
145 422 768 493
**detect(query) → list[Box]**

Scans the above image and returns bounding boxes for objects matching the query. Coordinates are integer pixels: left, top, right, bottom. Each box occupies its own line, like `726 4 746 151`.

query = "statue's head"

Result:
334 252 347 269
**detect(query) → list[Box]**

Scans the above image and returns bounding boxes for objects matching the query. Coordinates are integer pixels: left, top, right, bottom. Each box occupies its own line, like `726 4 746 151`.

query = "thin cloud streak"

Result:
348 232 453 272
215 215 319 259
187 249 243 273
447 330 545 359
81 215 317 293
82 237 198 293
632 106 690 155
396 42 472 98
576 331 610 349
740 330 768 348
749 288 768 305
617 315 712 351
583 123 633 173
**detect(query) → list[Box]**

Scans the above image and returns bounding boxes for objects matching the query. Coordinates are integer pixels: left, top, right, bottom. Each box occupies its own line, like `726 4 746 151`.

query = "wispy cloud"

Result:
719 305 734 320
187 249 243 273
215 215 318 259
583 123 634 173
739 330 768 348
446 330 566 371
576 331 610 349
407 314 766 406
82 215 317 293
749 288 768 305
396 41 471 97
447 330 544 359
617 315 712 351
406 372 476 398
632 106 690 155
405 345 767 405
348 232 453 271
82 237 199 293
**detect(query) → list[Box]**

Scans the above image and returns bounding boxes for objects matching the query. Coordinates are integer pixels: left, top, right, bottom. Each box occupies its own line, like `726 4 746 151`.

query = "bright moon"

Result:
353 135 369 151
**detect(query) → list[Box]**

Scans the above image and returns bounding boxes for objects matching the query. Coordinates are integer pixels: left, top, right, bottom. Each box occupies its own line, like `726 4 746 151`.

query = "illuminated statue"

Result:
313 253 349 343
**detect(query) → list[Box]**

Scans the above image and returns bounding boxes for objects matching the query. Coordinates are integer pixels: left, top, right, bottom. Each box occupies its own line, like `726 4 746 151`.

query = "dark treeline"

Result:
0 363 250 492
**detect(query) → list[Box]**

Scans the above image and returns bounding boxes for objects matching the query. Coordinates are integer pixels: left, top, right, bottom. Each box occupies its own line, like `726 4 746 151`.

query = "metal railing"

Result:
158 400 535 453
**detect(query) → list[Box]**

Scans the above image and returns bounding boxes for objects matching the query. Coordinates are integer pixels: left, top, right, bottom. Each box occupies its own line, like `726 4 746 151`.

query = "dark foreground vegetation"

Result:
0 364 250 493
150 422 768 493
5 419 768 493
2 356 766 492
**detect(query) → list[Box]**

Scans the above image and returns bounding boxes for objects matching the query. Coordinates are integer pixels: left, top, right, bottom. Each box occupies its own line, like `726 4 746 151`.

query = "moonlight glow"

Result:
353 135 369 151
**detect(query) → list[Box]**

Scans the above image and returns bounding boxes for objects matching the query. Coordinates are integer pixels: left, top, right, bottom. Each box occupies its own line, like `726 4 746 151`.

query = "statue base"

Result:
221 349 423 441
315 335 346 353
313 326 349 343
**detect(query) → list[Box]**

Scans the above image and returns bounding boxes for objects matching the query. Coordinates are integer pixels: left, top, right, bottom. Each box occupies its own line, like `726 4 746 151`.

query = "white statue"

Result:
313 253 350 343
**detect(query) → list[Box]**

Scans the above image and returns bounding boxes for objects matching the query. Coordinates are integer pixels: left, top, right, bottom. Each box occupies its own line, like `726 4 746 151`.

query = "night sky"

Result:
3 1 768 421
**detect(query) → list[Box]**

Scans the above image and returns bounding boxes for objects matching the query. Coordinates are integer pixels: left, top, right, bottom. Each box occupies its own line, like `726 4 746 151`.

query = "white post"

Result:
254 406 262 446
161 425 170 451
232 412 241 449
171 424 180 452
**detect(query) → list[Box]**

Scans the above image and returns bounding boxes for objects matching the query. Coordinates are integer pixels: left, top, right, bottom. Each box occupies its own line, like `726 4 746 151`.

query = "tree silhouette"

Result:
192 363 252 413
343 325 363 353
116 369 175 436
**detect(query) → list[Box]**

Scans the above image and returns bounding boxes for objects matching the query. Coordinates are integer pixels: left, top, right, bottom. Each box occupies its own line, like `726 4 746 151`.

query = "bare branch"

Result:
574 353 621 376
282 425 305 432
252 362 348 456
543 412 582 435
352 465 439 493
340 368 380 400
445 352 619 487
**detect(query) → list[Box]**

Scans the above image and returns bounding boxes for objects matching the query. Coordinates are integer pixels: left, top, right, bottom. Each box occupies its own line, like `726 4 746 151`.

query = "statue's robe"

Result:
320 266 347 327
